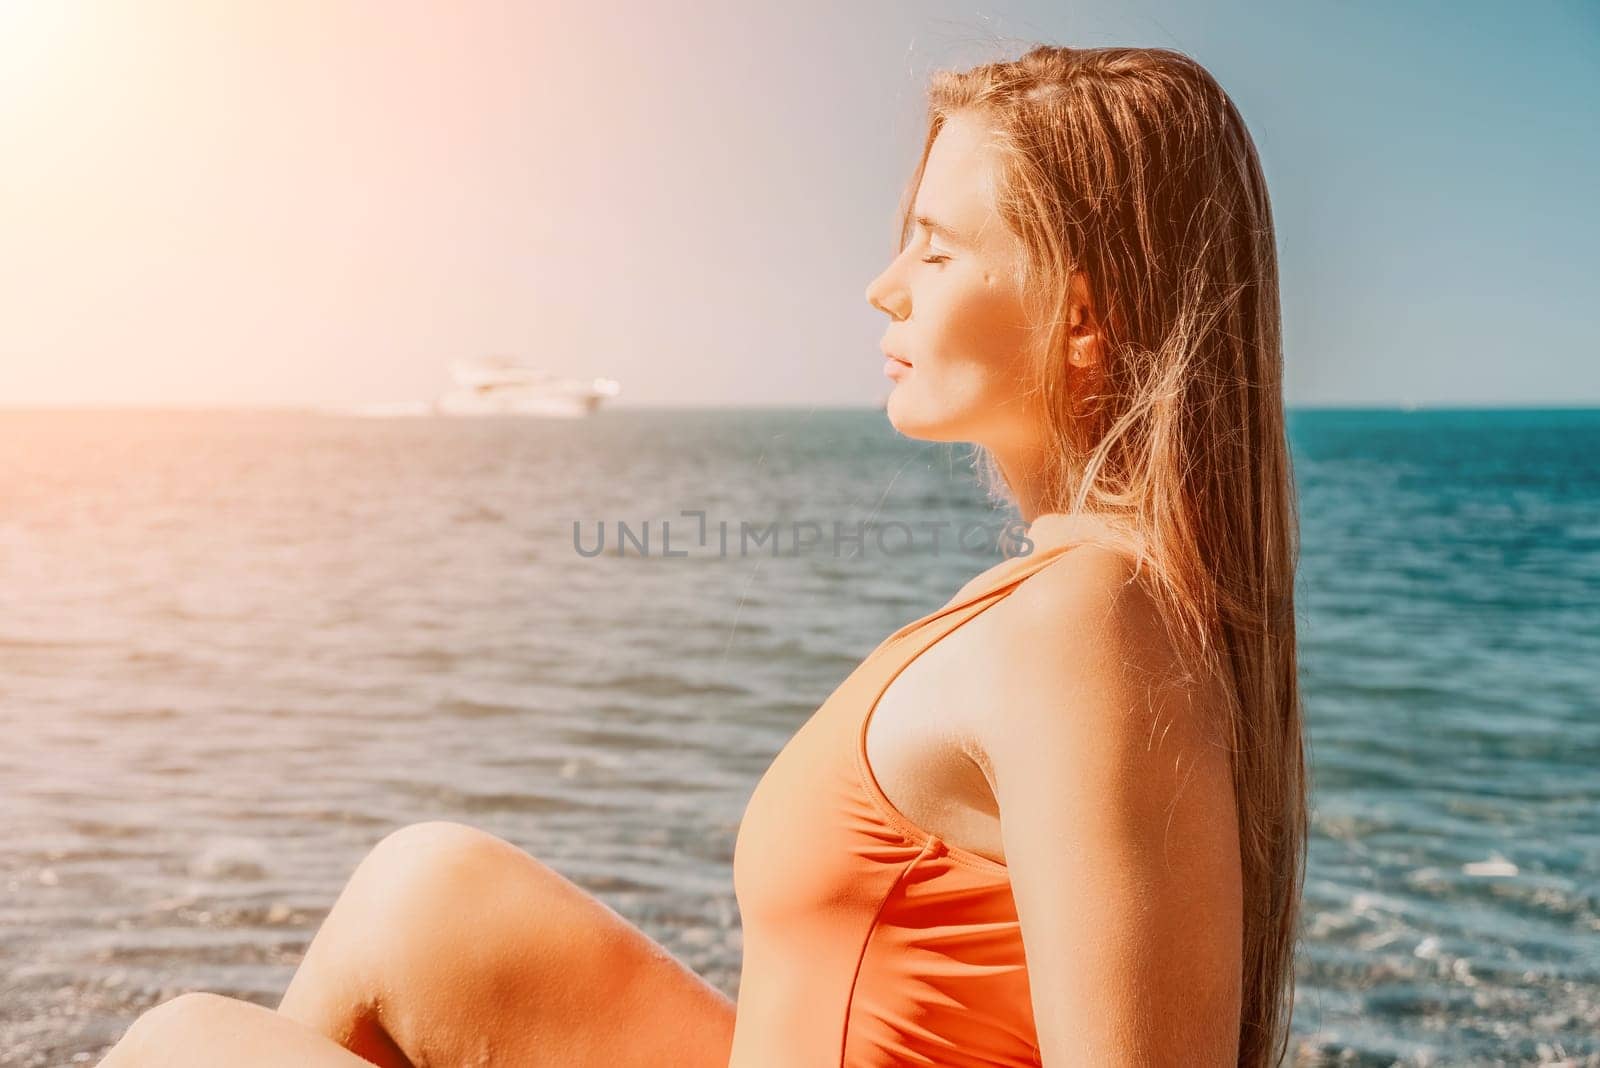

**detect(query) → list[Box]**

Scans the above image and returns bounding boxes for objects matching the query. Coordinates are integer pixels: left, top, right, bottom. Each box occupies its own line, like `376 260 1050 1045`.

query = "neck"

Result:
988 438 1057 524
986 442 1126 554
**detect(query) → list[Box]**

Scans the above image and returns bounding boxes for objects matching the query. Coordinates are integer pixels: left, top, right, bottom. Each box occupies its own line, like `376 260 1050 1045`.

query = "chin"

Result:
884 388 962 443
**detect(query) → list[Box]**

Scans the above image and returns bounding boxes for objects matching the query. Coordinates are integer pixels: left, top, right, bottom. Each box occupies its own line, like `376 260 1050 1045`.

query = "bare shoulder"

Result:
1011 540 1154 623
975 542 1186 701
964 538 1233 797
965 541 1244 1063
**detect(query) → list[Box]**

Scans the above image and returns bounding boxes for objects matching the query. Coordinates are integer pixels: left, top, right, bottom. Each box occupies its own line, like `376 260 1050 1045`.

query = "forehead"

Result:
914 113 1004 248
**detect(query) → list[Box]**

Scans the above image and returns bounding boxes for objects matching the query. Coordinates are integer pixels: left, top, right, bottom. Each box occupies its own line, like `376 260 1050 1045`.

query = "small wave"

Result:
595 671 749 699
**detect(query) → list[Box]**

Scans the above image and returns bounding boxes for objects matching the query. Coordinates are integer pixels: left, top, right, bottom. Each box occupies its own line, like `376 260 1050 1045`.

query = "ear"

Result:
1065 270 1104 369
1067 329 1098 368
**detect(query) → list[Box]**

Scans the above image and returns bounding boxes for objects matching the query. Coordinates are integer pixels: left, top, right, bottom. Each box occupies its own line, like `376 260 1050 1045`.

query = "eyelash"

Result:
921 254 949 265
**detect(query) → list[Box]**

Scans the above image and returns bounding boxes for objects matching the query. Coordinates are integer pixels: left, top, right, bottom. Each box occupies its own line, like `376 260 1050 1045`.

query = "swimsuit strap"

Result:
876 538 1088 650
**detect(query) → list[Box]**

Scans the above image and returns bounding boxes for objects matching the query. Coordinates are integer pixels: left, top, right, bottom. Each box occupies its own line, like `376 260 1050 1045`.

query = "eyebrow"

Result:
914 213 972 247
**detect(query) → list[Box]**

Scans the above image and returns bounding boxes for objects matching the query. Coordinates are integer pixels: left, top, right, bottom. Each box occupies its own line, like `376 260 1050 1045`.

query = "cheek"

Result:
928 275 1034 375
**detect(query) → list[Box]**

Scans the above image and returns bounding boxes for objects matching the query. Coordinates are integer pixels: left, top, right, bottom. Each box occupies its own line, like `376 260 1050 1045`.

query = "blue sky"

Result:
1 0 1594 408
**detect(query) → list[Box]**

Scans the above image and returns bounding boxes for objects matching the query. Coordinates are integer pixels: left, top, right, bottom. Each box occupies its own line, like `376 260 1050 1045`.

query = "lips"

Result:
880 346 912 367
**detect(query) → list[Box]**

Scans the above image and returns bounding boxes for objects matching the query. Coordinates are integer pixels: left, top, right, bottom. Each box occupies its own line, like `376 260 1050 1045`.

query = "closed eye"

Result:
921 254 949 265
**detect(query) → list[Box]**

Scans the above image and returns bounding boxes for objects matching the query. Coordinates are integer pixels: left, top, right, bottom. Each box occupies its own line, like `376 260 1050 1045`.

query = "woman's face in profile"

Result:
865 111 1041 452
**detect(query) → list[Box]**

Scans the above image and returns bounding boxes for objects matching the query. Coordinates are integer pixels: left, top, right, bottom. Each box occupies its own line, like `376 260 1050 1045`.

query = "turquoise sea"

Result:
0 407 1595 1065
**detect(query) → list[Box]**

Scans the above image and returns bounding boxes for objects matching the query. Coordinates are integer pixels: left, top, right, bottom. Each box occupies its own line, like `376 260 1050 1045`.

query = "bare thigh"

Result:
277 820 736 1067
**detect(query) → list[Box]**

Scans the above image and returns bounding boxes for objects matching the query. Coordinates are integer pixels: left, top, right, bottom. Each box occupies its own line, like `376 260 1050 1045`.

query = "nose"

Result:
865 266 909 321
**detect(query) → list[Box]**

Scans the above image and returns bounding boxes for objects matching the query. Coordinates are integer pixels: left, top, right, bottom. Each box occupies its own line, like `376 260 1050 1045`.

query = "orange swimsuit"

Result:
728 537 1084 1067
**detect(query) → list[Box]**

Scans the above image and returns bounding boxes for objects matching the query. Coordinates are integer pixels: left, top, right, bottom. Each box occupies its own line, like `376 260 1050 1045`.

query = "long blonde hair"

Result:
896 44 1308 1066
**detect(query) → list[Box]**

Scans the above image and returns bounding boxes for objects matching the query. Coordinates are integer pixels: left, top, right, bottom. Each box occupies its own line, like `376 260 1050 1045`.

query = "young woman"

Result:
97 43 1307 1068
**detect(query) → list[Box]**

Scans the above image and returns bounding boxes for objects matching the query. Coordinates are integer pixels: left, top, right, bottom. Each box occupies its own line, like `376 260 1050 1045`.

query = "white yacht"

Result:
433 357 622 418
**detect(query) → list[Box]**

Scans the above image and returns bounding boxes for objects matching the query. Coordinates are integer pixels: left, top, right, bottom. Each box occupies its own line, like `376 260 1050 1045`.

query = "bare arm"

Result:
975 546 1243 1067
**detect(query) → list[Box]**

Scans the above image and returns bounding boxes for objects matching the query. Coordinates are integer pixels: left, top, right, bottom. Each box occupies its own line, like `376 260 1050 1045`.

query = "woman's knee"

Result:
280 822 548 1044
127 991 234 1040
289 822 527 985
101 992 236 1065
360 820 505 885
332 819 593 987
349 820 543 921
322 822 613 1059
